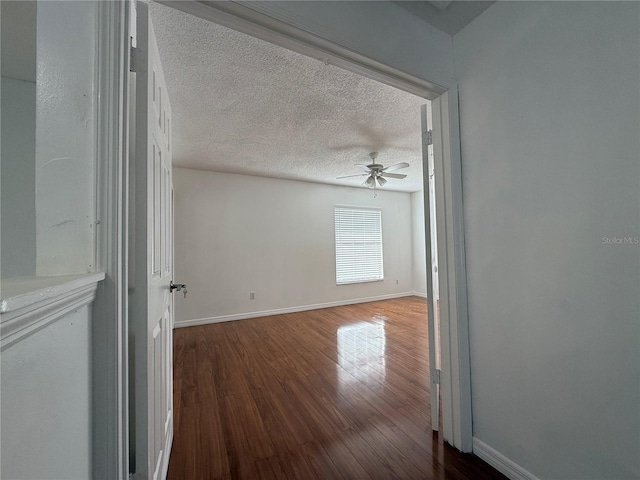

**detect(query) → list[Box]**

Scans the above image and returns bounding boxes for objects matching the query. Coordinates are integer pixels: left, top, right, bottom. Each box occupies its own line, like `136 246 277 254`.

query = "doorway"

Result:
133 0 471 466
152 0 437 397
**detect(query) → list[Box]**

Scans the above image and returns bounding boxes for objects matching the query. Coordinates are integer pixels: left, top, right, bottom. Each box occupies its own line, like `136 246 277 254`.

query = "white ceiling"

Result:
149 2 427 193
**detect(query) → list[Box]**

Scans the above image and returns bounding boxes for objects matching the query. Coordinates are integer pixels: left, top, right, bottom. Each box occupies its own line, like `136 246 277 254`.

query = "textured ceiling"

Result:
149 2 427 192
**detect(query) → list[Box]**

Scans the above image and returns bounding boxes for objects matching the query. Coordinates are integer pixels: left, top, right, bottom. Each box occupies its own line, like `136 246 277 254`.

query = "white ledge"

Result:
1 273 105 350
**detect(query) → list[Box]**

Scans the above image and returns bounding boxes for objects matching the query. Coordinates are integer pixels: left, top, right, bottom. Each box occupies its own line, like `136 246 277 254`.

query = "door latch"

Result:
170 281 187 298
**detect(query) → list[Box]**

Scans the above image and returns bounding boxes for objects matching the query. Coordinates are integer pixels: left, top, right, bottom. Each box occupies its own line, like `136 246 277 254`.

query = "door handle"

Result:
170 281 188 298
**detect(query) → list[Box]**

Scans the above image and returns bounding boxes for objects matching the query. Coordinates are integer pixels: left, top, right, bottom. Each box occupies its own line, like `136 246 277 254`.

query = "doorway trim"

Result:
155 0 472 453
93 1 131 479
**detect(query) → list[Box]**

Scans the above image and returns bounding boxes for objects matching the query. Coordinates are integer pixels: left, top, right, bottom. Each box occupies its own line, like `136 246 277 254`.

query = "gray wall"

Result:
1 305 93 480
1 77 36 278
1 0 37 278
246 1 454 88
454 2 640 478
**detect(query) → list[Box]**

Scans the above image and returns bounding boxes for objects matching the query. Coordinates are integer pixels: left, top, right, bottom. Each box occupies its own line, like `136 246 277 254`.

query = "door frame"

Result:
93 1 131 479
98 2 473 473
158 0 473 451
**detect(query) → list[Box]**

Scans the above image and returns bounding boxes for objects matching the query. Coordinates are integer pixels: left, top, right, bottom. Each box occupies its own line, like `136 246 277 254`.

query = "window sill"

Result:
337 278 384 286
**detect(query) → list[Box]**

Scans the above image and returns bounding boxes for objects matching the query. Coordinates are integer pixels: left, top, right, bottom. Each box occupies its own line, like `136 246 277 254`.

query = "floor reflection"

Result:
337 320 386 389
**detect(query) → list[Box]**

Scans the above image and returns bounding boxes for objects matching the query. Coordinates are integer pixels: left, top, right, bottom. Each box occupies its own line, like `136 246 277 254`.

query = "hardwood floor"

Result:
168 297 505 479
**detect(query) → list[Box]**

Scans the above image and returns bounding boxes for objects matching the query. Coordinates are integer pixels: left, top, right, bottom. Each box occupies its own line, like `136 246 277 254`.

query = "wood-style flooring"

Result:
168 296 505 479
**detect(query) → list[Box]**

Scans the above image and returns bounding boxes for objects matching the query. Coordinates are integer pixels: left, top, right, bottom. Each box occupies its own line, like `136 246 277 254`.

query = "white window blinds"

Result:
334 206 384 285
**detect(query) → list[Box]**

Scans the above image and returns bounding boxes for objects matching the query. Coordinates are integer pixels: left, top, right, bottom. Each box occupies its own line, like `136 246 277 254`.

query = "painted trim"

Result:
447 87 473 452
473 438 541 480
1 273 104 350
157 1 445 100
432 91 473 452
1 274 104 313
92 1 131 478
412 291 428 298
432 93 453 443
175 292 416 328
421 103 440 432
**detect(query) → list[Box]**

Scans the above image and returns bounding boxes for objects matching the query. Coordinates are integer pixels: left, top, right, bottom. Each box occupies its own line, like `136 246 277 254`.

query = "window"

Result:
334 206 384 284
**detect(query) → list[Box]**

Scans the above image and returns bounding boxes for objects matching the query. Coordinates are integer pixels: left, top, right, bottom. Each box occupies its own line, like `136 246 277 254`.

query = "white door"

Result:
421 104 441 431
132 2 174 478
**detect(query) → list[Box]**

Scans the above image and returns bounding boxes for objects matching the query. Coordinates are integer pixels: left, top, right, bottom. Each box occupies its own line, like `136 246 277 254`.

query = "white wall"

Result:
1 3 99 478
1 306 93 479
1 77 36 278
411 191 427 295
173 168 414 324
35 1 96 275
454 2 640 478
1 1 96 278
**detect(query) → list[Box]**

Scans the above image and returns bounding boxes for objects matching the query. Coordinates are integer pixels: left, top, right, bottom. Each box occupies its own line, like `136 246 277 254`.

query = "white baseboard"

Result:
412 291 427 298
174 291 417 328
473 438 540 480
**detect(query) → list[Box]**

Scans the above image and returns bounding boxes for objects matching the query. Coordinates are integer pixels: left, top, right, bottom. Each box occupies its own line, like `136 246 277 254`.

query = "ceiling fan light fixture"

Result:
339 152 410 189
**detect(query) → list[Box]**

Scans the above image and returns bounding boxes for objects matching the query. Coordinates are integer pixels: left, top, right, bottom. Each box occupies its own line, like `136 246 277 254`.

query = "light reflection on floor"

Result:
336 320 387 389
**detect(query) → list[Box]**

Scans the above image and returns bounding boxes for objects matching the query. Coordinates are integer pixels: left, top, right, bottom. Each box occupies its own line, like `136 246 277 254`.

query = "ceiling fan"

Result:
337 152 409 188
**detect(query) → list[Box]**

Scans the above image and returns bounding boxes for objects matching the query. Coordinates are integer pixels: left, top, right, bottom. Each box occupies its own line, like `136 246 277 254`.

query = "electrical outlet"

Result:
250 291 255 300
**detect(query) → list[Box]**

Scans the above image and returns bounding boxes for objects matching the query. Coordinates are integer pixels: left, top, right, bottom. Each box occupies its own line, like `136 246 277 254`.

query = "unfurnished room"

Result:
0 2 638 480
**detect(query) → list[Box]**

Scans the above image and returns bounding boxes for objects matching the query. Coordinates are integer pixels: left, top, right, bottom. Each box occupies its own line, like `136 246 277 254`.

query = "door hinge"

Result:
426 129 433 146
432 369 441 385
130 45 142 73
129 0 139 72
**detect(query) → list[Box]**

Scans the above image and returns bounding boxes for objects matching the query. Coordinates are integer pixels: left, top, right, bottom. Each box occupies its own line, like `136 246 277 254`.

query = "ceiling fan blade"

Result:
376 176 387 187
355 164 372 171
381 172 407 179
382 162 410 172
337 173 368 179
